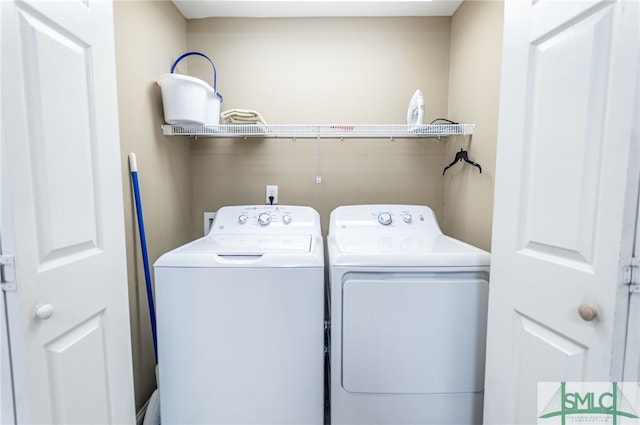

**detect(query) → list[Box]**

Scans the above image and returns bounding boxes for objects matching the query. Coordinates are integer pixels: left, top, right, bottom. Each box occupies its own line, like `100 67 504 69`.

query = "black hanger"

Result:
443 149 482 175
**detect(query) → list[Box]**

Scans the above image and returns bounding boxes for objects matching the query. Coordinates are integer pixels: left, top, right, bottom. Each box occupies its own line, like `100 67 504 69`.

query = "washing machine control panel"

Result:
212 205 320 234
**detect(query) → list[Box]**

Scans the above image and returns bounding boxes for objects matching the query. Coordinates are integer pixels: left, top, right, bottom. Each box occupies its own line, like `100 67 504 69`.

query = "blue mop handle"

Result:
129 153 158 363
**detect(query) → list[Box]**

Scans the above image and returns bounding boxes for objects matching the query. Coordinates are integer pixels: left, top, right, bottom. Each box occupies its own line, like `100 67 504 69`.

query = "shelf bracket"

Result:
316 135 322 184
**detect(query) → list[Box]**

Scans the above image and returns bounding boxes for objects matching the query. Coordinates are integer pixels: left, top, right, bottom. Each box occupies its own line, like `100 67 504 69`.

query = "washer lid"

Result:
155 205 324 268
154 234 324 267
210 234 311 255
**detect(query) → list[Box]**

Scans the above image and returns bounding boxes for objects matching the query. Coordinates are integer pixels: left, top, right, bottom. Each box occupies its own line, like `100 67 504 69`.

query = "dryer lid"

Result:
329 233 490 267
327 204 490 267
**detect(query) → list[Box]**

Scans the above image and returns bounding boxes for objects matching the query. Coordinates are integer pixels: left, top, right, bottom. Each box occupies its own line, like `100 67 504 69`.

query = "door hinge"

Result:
624 257 639 293
0 254 16 291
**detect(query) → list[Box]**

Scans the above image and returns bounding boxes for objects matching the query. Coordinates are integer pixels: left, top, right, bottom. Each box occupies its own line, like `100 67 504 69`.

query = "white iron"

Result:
406 89 424 128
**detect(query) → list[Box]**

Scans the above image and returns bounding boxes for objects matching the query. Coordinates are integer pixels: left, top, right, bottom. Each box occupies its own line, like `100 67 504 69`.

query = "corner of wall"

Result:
444 0 504 251
113 0 192 412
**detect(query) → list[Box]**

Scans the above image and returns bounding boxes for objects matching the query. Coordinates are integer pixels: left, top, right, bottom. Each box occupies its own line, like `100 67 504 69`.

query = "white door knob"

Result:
35 304 55 320
578 304 598 322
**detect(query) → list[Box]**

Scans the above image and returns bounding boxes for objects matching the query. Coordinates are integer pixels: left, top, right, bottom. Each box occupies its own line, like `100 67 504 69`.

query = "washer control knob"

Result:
258 213 272 226
238 215 248 224
283 215 292 225
378 212 392 225
402 213 412 223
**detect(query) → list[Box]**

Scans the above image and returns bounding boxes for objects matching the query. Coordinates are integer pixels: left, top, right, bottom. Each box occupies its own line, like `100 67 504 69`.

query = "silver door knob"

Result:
35 304 55 320
578 304 598 322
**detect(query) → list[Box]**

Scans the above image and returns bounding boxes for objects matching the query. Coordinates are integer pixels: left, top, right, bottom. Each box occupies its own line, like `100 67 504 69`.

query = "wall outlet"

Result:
203 212 216 235
266 185 278 205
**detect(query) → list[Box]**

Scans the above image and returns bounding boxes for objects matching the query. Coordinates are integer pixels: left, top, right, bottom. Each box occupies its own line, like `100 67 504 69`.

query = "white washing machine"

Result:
328 205 490 425
154 205 325 425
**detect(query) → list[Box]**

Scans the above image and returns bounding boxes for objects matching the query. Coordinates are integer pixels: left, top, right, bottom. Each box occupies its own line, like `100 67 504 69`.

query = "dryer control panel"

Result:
211 205 321 235
327 204 488 265
331 205 442 232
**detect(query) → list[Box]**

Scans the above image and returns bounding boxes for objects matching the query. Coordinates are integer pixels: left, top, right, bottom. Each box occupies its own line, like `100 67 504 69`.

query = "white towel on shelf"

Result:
220 109 267 125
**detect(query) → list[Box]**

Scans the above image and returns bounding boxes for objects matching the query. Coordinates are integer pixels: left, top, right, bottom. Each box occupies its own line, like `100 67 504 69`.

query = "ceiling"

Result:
171 0 464 19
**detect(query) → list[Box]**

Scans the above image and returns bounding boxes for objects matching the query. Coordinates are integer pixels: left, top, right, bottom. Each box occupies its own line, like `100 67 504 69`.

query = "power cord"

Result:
429 118 459 125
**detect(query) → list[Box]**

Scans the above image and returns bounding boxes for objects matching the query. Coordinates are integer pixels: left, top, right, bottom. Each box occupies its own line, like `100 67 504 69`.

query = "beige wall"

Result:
112 2 504 412
445 0 504 251
187 17 453 235
113 0 192 411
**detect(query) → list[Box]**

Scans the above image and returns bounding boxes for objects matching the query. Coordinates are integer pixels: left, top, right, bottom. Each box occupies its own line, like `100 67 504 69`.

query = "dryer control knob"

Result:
378 212 392 225
283 215 292 225
402 213 412 223
238 215 248 224
258 213 272 226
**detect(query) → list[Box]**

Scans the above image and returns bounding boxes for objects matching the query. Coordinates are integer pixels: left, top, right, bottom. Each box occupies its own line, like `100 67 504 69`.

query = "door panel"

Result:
341 274 489 394
510 312 587 421
18 6 101 267
46 313 110 424
518 4 612 269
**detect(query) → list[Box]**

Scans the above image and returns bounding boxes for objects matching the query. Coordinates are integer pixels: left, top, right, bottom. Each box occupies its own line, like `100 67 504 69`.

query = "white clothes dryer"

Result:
328 205 490 425
154 205 324 425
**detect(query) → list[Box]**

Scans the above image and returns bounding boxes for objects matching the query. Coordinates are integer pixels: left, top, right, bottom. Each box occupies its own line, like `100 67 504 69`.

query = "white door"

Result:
484 0 639 423
0 0 135 423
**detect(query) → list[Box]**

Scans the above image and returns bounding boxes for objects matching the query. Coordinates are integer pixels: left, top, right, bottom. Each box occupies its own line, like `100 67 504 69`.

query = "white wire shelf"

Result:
161 123 474 139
